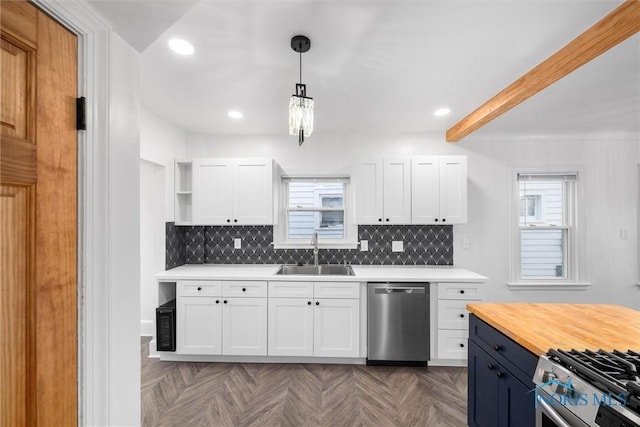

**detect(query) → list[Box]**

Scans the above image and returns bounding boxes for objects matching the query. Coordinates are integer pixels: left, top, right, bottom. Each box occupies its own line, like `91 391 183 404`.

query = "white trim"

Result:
30 1 112 425
158 354 366 364
507 282 592 291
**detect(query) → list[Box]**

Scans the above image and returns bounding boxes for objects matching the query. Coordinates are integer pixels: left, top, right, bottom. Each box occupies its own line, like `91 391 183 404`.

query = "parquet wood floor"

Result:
141 337 467 427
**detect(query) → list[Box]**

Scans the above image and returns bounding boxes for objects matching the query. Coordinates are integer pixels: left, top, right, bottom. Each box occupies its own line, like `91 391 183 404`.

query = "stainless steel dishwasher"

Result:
367 282 429 366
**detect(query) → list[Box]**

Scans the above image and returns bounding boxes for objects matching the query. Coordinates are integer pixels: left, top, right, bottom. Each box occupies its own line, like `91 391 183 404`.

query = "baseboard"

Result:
140 319 154 337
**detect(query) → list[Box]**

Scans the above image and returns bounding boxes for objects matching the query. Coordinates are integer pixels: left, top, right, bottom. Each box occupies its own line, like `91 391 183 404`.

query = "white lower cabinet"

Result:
267 281 360 358
313 298 360 357
222 298 267 355
176 280 267 356
434 282 483 361
177 296 222 355
268 298 314 356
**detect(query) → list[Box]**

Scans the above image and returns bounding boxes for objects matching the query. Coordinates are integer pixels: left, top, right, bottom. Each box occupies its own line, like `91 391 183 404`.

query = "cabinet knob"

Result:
242 288 246 292
496 371 504 379
223 300 228 304
385 218 389 222
315 301 320 306
487 363 495 370
307 301 312 305
459 313 465 318
442 218 446 223
226 219 231 223
234 219 238 223
459 290 465 294
459 343 465 348
494 344 502 352
216 300 220 304
435 218 439 222
197 286 202 291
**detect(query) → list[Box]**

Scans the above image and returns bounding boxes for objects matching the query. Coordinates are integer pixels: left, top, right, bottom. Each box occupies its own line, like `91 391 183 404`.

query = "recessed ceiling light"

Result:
434 107 451 117
168 38 194 55
227 110 243 119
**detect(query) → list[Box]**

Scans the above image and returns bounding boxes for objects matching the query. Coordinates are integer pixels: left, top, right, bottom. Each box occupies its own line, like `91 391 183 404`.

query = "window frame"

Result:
273 175 358 249
509 167 590 290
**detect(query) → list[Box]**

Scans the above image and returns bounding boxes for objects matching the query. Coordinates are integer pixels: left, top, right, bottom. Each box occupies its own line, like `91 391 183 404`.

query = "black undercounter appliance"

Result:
155 299 176 352
532 349 640 427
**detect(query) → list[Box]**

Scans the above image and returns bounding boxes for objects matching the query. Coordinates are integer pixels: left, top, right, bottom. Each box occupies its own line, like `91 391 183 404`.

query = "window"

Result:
274 176 357 249
512 171 585 286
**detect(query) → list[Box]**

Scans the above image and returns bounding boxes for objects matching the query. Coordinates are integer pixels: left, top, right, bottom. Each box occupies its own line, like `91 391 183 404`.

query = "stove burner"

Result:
548 349 640 416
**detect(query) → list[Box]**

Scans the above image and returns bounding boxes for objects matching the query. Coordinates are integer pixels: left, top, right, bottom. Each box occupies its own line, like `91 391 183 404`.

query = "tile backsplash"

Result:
166 223 453 268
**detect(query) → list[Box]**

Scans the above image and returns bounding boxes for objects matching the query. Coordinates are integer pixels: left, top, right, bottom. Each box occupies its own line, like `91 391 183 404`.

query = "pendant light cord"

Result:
299 46 302 84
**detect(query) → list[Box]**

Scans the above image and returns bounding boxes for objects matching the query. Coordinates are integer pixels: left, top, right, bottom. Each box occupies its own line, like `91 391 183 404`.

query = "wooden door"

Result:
1 1 78 425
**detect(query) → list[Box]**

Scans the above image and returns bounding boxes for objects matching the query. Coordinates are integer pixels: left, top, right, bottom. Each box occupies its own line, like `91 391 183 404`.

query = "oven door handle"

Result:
536 395 572 427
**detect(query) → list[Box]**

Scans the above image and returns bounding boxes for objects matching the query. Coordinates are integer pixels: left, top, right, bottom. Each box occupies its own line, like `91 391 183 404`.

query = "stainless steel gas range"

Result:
532 349 640 427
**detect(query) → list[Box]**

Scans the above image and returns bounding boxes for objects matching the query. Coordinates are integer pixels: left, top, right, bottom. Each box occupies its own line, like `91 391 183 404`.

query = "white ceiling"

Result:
96 0 640 141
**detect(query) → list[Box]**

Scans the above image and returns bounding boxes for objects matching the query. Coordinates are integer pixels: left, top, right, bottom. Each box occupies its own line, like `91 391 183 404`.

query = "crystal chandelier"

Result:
289 35 314 146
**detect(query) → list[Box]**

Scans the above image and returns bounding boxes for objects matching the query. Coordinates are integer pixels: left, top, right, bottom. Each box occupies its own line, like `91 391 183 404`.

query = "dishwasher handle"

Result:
374 287 426 295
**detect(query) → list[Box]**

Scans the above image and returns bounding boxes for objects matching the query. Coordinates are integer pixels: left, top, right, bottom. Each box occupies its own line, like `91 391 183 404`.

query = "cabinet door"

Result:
222 298 267 355
383 158 411 224
192 159 233 225
268 298 314 356
498 368 535 427
313 299 359 357
233 158 273 225
176 296 222 355
439 156 467 224
411 156 440 224
354 159 384 224
468 340 500 427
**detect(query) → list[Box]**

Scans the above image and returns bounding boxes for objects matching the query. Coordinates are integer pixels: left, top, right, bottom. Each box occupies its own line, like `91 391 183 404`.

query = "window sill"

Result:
507 282 592 291
273 241 359 250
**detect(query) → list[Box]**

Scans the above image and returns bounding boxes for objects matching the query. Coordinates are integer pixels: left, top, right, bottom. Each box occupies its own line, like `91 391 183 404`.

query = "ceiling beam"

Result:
446 0 640 143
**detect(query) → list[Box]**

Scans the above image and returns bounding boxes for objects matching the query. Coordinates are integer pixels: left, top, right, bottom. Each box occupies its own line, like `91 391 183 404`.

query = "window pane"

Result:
287 211 344 239
519 180 564 226
288 182 344 208
521 229 565 278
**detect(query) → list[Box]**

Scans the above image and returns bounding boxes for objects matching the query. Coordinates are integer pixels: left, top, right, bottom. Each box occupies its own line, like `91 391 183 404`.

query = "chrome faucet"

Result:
311 231 319 267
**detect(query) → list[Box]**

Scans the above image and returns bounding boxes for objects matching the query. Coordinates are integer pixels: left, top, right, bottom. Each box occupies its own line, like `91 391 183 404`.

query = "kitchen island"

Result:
465 303 640 427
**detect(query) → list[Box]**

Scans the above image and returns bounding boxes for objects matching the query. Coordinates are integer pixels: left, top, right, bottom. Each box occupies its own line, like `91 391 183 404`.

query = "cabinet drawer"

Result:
223 281 267 297
437 329 468 360
437 282 483 300
177 280 222 296
269 281 314 298
438 300 471 330
314 282 360 299
469 315 538 380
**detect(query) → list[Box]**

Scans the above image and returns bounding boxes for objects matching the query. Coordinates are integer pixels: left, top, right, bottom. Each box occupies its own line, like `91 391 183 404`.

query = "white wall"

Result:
139 107 187 340
108 33 141 426
140 107 187 221
187 131 639 309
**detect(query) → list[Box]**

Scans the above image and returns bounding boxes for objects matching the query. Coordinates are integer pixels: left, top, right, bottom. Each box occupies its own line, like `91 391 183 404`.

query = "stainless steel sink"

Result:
274 264 355 276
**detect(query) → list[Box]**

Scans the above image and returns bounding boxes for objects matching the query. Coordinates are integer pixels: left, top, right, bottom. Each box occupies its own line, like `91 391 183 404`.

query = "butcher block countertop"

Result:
466 303 640 355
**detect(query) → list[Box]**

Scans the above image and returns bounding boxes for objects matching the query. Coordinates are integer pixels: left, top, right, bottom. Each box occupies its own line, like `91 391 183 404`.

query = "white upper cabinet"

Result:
412 156 467 225
355 158 411 224
187 158 274 225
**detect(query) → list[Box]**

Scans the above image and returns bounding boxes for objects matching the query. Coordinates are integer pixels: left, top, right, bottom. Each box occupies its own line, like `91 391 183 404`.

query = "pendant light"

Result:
289 35 314 146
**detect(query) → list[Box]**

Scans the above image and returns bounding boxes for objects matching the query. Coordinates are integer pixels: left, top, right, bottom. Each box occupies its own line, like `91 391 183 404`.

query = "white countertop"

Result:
155 264 488 283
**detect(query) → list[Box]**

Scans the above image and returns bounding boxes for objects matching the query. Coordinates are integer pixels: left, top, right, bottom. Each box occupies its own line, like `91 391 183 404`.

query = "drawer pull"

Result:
307 301 312 305
216 300 220 304
494 344 502 352
459 343 465 348
316 301 320 306
197 286 202 291
459 290 465 294
242 287 246 292
459 313 465 318
223 300 228 304
487 363 495 370
496 371 504 379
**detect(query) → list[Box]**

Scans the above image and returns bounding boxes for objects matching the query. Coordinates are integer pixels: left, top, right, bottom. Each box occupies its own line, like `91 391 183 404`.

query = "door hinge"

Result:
76 97 86 130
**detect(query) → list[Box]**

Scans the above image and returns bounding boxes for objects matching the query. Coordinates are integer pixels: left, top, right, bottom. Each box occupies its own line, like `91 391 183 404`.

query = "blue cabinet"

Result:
468 315 537 427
